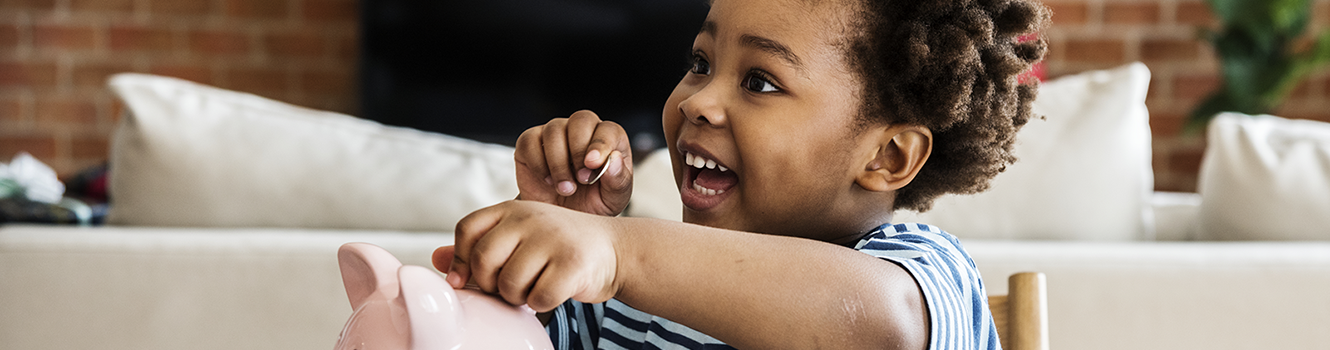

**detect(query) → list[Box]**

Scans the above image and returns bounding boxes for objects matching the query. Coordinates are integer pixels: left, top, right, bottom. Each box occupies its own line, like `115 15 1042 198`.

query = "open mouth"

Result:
683 151 738 196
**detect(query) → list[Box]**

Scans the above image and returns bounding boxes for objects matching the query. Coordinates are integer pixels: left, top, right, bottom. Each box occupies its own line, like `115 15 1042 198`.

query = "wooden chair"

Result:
988 272 1048 350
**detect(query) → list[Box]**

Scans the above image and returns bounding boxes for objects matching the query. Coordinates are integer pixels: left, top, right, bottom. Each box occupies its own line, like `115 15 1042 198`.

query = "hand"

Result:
433 200 622 312
514 110 633 216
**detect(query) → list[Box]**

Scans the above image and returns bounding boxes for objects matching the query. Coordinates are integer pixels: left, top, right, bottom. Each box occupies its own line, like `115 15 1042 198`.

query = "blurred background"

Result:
1 0 1329 193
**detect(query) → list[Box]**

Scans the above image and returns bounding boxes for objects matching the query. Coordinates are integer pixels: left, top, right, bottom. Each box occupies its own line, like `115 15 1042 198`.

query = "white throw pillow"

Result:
893 63 1155 240
107 73 519 230
1198 113 1330 240
625 148 683 221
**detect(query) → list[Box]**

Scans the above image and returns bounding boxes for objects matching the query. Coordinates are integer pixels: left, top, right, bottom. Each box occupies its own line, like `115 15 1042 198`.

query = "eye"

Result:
689 54 710 75
743 71 779 93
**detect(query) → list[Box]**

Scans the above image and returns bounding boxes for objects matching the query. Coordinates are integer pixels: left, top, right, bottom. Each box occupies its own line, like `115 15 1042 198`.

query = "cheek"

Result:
661 83 690 139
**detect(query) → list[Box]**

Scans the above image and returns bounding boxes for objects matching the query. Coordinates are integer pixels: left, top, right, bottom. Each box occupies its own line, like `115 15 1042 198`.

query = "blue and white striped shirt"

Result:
545 222 999 350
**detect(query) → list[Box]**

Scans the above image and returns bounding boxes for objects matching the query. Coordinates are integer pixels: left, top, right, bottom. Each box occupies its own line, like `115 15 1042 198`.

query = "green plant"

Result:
1188 0 1330 132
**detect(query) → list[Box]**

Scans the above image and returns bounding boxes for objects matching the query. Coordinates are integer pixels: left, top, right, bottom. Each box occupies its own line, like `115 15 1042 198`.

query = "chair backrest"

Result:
987 272 1048 350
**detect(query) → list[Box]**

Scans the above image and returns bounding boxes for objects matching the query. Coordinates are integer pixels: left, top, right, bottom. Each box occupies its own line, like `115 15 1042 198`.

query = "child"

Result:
433 0 1047 348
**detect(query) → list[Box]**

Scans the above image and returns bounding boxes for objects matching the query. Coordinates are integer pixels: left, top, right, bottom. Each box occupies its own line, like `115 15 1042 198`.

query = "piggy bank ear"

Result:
338 243 404 309
398 265 464 350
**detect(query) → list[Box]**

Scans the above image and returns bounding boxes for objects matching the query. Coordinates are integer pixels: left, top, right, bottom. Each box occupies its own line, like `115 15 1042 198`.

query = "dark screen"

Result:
361 0 709 148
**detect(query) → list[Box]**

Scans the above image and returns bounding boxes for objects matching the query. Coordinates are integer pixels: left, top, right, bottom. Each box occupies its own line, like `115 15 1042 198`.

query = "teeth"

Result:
691 182 725 196
684 151 731 196
683 152 728 172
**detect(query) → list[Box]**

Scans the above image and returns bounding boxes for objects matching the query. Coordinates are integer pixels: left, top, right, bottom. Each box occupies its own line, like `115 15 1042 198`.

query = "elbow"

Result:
847 264 929 350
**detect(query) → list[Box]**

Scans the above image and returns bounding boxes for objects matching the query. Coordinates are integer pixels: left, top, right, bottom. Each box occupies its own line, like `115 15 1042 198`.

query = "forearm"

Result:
611 217 928 350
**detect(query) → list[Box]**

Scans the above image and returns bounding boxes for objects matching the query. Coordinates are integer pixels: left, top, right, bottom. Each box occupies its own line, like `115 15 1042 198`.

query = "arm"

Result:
613 216 929 350
438 201 929 350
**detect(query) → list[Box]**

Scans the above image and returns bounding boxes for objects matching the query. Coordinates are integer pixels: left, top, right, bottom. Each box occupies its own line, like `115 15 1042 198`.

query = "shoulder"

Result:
855 223 974 267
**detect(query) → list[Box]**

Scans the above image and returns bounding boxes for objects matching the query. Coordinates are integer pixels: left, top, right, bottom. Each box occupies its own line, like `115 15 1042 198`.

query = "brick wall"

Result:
0 0 357 176
2 0 1328 192
1043 0 1330 191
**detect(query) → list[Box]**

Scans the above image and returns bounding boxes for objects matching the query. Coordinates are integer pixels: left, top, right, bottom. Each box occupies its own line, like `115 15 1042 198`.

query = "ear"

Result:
855 125 932 192
338 242 404 309
399 265 465 350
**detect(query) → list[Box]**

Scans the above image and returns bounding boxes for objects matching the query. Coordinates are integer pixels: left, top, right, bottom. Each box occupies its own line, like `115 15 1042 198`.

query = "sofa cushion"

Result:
1198 113 1330 240
107 73 518 230
893 63 1155 240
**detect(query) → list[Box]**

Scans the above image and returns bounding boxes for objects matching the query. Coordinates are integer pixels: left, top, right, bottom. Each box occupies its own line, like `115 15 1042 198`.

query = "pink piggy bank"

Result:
335 242 555 350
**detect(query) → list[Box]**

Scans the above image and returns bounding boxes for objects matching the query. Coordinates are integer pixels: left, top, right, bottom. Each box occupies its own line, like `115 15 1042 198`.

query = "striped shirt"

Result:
545 222 999 350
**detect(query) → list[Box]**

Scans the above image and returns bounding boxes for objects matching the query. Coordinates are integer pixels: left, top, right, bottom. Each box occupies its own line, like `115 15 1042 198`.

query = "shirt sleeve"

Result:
854 223 1001 350
545 300 602 350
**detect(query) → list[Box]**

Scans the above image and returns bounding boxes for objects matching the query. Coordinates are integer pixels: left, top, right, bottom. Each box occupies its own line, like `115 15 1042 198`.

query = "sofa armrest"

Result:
969 239 1330 350
0 225 452 350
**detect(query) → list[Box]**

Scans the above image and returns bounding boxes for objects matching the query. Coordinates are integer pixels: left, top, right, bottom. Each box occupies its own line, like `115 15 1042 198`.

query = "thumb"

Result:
432 245 455 273
599 151 633 207
434 245 470 288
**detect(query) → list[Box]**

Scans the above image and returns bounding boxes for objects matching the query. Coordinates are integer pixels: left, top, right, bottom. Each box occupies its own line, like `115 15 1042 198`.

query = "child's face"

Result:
663 0 879 242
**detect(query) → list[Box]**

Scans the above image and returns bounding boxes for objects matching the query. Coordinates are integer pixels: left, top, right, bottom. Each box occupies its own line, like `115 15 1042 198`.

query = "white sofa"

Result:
4 64 1330 350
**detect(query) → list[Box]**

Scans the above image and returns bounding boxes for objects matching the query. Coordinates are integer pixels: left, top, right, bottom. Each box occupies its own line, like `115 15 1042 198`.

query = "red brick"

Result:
35 97 98 125
148 64 213 84
1286 78 1313 99
0 135 57 159
334 33 357 61
71 0 135 12
149 0 213 15
110 25 176 52
265 30 325 58
1063 39 1125 63
72 62 137 88
1174 74 1220 100
1105 3 1160 24
1141 39 1201 62
0 96 23 122
0 61 59 88
190 30 250 55
303 0 356 22
108 99 124 123
32 24 97 49
1168 146 1206 174
225 0 289 19
300 69 349 94
0 0 57 10
225 67 288 95
1176 2 1216 25
1149 112 1186 136
1047 2 1089 26
0 24 19 48
70 136 109 159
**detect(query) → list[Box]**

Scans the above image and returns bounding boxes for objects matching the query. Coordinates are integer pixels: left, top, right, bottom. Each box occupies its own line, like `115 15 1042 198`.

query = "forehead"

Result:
702 0 856 59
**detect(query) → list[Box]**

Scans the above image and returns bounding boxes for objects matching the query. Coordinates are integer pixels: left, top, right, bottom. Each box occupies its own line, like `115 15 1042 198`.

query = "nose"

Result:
678 82 728 127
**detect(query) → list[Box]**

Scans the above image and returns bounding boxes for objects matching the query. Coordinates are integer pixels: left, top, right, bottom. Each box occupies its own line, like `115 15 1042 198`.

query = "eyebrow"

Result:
699 20 806 72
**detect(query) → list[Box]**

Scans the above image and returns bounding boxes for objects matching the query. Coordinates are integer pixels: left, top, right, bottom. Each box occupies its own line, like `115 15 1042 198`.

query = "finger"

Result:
432 245 455 273
515 126 556 202
541 119 577 196
468 221 524 294
598 151 634 205
496 243 550 306
526 263 581 312
450 204 507 288
566 111 602 184
583 120 630 171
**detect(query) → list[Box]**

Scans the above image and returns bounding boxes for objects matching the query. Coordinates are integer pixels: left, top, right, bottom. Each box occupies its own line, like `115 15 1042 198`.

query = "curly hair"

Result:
845 0 1049 212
